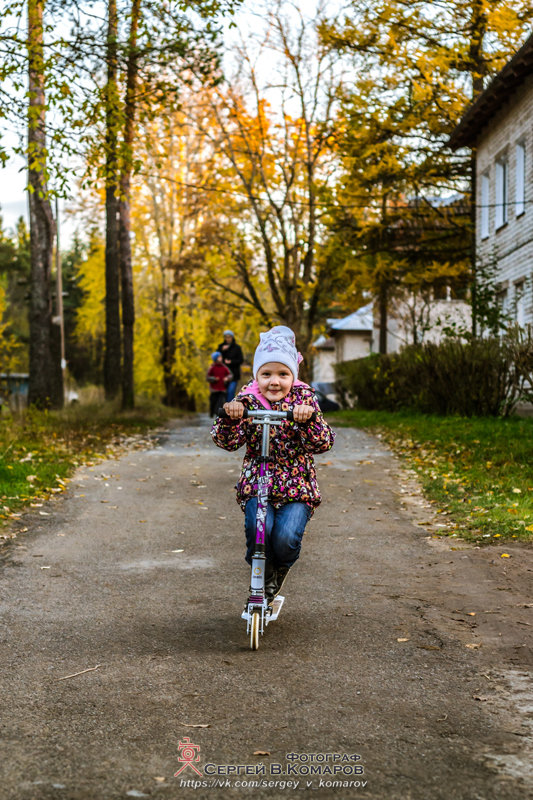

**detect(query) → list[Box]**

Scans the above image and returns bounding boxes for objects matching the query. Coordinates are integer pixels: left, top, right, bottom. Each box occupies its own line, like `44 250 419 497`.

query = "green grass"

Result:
0 401 177 534
329 409 533 544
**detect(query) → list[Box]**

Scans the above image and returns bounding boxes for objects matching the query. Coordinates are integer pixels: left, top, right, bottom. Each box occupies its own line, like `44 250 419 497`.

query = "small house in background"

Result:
449 31 533 326
312 304 373 388
380 290 471 354
312 295 472 389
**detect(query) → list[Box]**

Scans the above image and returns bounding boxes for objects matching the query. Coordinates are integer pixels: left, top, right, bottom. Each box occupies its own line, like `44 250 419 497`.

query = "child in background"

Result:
211 326 335 602
206 352 233 417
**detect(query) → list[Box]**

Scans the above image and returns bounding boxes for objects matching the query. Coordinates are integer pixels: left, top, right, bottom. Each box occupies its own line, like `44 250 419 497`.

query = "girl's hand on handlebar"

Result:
293 404 315 423
223 401 245 419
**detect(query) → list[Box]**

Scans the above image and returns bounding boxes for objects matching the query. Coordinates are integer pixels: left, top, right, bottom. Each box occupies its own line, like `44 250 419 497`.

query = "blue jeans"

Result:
226 380 238 401
244 498 311 569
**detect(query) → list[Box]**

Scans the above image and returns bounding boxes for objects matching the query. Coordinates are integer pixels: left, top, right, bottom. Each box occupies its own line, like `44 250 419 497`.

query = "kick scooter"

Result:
219 407 315 650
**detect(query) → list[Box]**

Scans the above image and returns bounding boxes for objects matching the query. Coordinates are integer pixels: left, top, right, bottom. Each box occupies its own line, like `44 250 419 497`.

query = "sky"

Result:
1 152 26 236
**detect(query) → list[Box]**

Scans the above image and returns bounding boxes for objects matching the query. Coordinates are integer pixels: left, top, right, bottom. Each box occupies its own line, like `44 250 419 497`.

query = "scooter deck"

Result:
268 594 285 620
241 595 285 623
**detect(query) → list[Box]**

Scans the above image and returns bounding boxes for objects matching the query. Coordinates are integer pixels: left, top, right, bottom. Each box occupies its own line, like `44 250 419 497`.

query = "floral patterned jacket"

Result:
211 382 335 512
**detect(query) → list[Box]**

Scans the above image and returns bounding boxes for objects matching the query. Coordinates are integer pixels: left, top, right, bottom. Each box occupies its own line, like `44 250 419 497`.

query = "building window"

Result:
495 158 508 229
480 172 490 238
515 141 525 217
515 281 526 327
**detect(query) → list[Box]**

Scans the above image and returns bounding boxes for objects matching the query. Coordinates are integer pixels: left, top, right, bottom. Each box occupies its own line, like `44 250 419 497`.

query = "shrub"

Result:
335 331 533 417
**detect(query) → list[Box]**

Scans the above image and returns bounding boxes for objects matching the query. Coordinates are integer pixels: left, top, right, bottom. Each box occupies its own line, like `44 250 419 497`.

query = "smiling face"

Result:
256 362 294 402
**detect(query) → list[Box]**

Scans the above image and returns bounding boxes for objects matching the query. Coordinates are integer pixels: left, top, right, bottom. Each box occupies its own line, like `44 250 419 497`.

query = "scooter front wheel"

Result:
250 609 260 650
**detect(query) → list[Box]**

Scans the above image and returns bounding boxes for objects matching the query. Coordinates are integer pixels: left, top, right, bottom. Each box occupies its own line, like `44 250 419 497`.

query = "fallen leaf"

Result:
465 643 482 649
397 638 409 642
172 549 184 554
253 750 270 756
466 612 476 616
153 777 166 783
501 553 511 558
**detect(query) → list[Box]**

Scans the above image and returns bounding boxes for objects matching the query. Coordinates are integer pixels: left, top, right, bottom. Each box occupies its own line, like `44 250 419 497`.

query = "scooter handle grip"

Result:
217 407 248 419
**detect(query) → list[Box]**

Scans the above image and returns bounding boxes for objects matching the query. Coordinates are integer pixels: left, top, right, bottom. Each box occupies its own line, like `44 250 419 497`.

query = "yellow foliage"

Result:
75 240 106 343
0 285 24 373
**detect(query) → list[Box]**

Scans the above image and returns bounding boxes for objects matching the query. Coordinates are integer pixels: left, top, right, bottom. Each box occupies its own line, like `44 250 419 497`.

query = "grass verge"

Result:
329 409 533 544
0 401 177 539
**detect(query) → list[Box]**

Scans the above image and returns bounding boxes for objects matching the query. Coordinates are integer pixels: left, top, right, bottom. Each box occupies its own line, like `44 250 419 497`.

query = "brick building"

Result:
449 32 533 327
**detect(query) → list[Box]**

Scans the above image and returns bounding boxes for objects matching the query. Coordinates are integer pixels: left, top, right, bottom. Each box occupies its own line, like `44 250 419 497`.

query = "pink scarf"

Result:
241 379 308 409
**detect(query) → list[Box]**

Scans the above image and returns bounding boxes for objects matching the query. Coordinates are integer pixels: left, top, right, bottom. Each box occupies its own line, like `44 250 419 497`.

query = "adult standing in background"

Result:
218 329 244 401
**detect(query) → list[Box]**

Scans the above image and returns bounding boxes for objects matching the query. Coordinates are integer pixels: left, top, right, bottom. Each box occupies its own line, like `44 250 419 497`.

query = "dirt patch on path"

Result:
0 418 531 800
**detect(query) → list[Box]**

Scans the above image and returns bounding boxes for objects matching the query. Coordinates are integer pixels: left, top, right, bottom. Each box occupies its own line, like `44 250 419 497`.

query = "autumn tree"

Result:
321 0 533 347
91 0 244 407
191 0 345 374
103 0 122 402
27 0 62 407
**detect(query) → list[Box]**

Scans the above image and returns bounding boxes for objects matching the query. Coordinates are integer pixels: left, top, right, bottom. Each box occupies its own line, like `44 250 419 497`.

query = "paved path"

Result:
0 417 532 800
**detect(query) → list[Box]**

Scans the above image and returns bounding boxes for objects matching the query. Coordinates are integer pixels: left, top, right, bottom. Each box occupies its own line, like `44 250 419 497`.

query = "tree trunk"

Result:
468 0 487 340
118 0 141 410
378 282 388 355
27 0 61 408
104 0 122 401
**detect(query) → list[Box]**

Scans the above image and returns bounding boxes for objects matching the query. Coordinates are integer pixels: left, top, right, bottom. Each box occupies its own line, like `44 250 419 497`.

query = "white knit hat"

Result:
253 325 300 378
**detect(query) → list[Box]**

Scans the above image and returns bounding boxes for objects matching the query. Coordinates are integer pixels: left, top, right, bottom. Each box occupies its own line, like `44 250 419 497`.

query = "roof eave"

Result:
448 31 533 151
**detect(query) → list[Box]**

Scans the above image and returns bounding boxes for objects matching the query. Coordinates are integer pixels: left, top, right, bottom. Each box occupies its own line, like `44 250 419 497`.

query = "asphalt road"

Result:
0 416 532 800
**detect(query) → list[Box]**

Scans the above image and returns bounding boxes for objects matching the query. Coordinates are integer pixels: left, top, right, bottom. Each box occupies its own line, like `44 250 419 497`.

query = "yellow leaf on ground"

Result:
501 553 511 558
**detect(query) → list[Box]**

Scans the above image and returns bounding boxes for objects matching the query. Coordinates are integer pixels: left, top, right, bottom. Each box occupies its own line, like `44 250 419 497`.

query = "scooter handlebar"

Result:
217 407 317 423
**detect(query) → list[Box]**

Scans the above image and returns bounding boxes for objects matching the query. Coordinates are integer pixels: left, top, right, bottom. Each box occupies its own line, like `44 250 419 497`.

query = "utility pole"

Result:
55 196 66 397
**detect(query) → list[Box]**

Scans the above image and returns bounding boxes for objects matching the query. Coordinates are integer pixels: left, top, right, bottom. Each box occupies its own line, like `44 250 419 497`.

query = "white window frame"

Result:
497 287 509 314
495 158 508 229
515 141 525 217
480 172 490 238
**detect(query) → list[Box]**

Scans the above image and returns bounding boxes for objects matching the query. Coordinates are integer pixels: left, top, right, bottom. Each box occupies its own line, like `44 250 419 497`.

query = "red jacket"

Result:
207 363 232 392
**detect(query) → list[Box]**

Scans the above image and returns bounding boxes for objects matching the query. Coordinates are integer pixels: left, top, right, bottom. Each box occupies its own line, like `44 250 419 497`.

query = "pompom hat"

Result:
253 325 301 379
